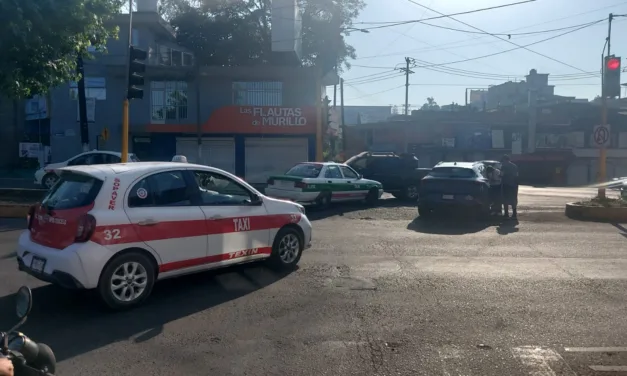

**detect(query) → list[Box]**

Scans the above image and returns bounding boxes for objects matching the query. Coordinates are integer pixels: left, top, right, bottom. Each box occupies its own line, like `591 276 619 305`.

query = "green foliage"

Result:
160 0 365 72
0 0 123 98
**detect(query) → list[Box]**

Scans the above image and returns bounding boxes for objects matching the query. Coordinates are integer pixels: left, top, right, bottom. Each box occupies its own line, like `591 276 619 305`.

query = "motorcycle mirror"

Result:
15 286 32 319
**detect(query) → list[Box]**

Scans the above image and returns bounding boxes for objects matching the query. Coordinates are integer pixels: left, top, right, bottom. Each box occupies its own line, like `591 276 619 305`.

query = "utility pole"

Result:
399 57 415 116
340 78 346 156
598 13 613 199
121 0 134 162
76 56 89 152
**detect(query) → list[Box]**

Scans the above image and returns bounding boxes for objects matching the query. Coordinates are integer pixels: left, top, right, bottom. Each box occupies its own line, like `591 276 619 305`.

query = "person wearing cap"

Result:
172 155 188 163
500 154 519 219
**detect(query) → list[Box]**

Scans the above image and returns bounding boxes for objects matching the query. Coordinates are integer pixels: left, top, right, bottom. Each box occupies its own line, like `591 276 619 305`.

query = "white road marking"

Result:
589 365 627 372
565 347 627 352
512 346 576 376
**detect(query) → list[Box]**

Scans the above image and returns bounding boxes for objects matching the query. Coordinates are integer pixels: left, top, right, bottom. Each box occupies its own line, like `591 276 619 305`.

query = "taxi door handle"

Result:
327 180 333 183
138 219 159 226
209 215 223 220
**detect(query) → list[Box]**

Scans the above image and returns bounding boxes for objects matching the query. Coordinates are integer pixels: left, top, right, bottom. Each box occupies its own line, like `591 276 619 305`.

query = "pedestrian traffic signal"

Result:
603 55 621 98
127 46 147 100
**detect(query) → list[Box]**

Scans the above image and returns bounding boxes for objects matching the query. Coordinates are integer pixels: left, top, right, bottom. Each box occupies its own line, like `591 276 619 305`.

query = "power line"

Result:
353 21 604 71
347 72 405 85
355 0 536 31
345 85 405 100
416 19 603 37
354 11 622 61
409 83 600 86
404 0 590 72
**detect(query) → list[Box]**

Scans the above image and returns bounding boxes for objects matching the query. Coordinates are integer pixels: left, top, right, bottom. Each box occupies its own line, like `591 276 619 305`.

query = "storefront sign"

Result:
240 107 308 127
147 106 317 134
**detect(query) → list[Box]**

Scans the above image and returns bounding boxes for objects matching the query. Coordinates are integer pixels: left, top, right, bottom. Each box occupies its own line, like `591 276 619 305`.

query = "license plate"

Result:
442 195 454 200
30 256 46 273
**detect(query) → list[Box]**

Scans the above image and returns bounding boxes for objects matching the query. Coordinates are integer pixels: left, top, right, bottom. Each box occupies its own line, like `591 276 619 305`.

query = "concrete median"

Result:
565 202 627 222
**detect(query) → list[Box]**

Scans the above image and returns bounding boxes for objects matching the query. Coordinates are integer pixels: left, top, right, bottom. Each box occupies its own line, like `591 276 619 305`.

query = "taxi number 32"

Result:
103 229 122 240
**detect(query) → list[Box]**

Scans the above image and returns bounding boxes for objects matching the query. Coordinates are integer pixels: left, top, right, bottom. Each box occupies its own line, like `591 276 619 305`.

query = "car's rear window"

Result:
428 167 477 179
42 173 103 210
285 163 322 178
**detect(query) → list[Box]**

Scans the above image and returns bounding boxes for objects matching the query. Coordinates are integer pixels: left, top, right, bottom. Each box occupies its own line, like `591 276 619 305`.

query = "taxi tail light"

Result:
75 214 96 243
27 204 37 229
267 178 275 185
294 181 307 189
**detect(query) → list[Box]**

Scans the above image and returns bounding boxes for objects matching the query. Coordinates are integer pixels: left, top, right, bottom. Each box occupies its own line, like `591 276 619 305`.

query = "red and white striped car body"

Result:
17 162 311 309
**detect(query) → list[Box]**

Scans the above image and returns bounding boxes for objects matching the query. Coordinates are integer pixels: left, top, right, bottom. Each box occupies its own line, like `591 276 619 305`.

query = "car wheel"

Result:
418 206 433 218
315 191 332 209
364 188 379 206
42 173 58 189
268 227 303 270
98 252 156 310
403 185 419 201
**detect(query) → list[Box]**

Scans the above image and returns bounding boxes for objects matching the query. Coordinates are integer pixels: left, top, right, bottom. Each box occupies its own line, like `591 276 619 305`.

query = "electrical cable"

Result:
416 19 603 37
404 0 592 72
352 20 604 70
355 0 536 30
345 85 405 100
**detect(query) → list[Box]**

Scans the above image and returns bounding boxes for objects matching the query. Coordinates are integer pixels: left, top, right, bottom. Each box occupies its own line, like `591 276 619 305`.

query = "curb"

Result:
0 204 31 218
564 202 627 222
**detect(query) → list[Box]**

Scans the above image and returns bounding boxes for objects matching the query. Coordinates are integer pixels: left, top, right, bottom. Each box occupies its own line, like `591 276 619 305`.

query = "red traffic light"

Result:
607 58 621 70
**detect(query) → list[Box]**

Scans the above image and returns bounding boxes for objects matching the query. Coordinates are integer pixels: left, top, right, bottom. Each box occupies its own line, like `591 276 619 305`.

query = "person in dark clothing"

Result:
500 155 519 219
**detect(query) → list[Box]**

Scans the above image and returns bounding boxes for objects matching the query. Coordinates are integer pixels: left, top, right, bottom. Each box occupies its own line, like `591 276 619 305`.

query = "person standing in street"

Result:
500 155 519 219
485 165 502 215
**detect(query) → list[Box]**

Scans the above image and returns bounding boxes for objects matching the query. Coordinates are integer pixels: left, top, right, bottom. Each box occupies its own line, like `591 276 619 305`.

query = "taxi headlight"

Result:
297 205 306 214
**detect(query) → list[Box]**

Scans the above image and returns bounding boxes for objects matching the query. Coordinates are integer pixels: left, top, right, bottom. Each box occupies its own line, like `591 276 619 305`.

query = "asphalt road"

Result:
0 187 626 376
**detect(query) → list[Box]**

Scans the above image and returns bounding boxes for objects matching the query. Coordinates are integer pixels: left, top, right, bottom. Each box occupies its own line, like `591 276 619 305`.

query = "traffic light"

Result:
127 46 147 100
603 55 622 98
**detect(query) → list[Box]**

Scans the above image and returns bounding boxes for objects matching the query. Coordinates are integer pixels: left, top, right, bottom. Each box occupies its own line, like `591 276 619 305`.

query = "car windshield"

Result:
285 163 323 178
42 172 103 210
428 167 477 179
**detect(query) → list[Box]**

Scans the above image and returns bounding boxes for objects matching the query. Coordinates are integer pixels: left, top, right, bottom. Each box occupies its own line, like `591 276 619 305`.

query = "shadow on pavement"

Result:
307 198 414 221
612 223 627 239
496 219 520 235
407 212 522 235
406 214 498 235
0 263 295 362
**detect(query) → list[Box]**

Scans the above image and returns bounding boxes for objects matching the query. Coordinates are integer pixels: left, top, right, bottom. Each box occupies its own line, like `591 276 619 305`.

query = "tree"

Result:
160 0 365 72
0 0 123 98
421 97 439 111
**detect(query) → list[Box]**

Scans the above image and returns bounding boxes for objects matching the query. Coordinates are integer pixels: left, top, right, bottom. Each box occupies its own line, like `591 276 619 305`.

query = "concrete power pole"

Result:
527 89 537 154
399 58 415 116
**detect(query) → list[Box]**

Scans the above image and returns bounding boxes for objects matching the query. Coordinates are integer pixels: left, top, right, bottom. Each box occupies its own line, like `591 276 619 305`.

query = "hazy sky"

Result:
331 0 627 109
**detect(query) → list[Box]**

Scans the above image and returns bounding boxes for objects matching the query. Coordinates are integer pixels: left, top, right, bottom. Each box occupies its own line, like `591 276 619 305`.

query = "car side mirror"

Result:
358 174 363 180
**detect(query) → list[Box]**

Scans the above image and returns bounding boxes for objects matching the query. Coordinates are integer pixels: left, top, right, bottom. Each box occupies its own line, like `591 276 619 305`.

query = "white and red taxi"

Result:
18 162 312 310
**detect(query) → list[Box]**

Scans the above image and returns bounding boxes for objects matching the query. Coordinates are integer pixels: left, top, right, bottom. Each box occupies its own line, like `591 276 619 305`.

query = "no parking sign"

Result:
593 124 610 148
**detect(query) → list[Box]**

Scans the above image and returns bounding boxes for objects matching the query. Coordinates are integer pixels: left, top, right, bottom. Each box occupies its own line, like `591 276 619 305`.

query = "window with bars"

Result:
149 44 194 67
232 81 283 106
150 81 188 123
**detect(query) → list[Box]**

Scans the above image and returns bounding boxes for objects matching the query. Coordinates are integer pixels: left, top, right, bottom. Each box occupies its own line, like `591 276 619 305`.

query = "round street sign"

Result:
593 125 610 147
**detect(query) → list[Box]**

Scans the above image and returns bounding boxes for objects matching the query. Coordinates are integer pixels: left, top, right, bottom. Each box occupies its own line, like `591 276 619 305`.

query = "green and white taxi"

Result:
265 162 384 207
